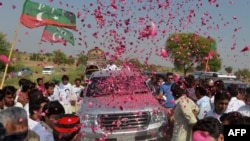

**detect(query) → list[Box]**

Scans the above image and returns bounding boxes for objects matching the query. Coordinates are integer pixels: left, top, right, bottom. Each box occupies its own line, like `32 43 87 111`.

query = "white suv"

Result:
78 69 167 141
42 66 55 75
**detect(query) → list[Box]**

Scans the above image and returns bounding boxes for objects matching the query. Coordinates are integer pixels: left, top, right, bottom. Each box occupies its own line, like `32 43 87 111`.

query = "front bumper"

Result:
80 122 167 141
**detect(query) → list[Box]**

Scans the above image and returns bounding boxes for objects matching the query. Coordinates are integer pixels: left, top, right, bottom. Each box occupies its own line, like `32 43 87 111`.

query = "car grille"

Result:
98 112 150 131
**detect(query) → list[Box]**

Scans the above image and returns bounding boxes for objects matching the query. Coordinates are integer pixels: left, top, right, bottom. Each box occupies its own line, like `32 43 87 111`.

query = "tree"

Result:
165 33 221 76
234 68 250 80
66 57 75 65
77 54 88 67
225 66 233 74
0 33 18 73
207 55 222 72
0 33 11 71
195 52 222 72
53 50 68 65
127 58 143 70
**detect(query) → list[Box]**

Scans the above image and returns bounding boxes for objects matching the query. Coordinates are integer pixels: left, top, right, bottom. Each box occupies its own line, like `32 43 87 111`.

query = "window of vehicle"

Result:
43 67 54 71
224 82 248 90
86 75 149 97
42 66 55 74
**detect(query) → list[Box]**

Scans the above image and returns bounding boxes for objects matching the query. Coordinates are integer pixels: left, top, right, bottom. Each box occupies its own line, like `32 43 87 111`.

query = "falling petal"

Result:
0 55 9 64
88 102 93 108
77 11 82 18
19 118 23 122
12 57 16 62
240 46 249 52
233 16 237 20
12 5 16 9
151 21 156 37
61 67 66 72
161 49 167 58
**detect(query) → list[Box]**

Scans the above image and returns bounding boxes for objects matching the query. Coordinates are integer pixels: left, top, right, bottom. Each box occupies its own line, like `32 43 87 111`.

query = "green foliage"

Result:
225 66 233 74
234 68 250 80
166 33 221 75
53 50 68 65
44 52 53 57
66 57 75 65
208 55 222 72
128 58 142 69
195 53 222 72
77 54 88 66
0 33 11 71
29 53 45 61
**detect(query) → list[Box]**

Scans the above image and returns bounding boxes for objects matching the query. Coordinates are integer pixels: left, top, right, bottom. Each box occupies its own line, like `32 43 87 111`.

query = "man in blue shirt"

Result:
155 72 175 113
155 72 175 140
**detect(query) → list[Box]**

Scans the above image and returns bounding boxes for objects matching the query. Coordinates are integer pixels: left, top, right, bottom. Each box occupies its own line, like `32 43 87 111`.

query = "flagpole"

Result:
0 22 21 89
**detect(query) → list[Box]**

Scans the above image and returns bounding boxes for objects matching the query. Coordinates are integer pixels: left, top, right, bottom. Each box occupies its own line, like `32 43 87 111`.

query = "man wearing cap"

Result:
53 114 81 141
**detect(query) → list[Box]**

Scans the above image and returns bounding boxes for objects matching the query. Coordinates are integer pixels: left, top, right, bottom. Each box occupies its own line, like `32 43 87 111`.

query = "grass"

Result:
2 53 181 88
3 54 83 88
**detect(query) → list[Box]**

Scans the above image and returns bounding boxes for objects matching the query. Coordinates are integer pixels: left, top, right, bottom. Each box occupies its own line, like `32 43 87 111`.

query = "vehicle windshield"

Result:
43 68 53 71
224 82 248 90
86 75 149 97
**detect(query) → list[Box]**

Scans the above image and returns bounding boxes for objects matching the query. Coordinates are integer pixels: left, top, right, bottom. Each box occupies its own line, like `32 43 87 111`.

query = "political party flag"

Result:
210 42 216 51
41 25 75 45
20 0 76 30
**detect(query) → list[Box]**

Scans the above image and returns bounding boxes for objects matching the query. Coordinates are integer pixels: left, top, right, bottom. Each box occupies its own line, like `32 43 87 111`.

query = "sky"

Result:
0 0 250 72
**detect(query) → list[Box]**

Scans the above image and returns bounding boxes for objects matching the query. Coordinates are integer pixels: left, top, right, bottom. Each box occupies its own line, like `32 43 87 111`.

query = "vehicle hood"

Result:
78 93 161 114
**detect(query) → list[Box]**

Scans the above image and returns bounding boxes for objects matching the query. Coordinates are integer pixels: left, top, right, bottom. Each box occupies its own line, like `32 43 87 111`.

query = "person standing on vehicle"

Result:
106 60 118 70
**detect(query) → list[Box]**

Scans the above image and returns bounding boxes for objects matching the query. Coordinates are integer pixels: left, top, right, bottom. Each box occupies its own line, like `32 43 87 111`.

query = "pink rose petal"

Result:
0 55 9 64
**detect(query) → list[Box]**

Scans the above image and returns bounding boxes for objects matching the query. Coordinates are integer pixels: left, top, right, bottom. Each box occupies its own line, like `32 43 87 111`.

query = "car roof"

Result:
222 79 247 84
91 70 140 78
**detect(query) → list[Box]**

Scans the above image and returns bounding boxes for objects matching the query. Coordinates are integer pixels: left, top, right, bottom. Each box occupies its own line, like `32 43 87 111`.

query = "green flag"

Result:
41 25 75 45
20 0 76 30
210 42 216 51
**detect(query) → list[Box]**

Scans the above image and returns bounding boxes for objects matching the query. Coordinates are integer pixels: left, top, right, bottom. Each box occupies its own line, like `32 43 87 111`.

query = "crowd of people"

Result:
0 69 250 141
146 72 250 141
0 75 84 141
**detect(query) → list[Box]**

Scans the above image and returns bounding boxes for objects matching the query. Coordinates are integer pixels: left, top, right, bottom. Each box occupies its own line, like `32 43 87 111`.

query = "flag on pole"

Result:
41 25 75 45
208 50 214 59
20 0 76 30
210 42 216 51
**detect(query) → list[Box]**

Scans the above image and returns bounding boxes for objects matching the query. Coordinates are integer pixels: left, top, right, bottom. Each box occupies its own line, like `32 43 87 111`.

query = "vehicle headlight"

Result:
150 110 166 123
81 114 98 127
